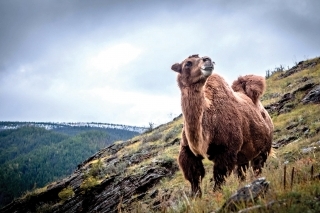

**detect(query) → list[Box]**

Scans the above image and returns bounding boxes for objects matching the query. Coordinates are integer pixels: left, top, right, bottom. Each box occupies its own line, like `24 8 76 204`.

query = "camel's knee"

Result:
178 146 205 197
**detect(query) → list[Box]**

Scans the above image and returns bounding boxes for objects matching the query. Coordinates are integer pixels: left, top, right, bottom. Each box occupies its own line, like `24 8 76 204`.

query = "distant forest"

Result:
0 125 139 207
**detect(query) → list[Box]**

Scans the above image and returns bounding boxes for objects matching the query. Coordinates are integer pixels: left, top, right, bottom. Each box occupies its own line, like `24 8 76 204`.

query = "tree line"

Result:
0 126 139 207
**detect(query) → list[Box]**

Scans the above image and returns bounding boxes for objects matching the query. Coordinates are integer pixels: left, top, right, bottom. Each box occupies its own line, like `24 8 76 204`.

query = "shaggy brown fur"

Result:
171 55 273 197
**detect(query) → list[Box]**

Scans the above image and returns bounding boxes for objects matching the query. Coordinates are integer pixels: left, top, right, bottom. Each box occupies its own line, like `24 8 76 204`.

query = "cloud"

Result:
87 43 143 73
79 86 181 125
0 0 319 126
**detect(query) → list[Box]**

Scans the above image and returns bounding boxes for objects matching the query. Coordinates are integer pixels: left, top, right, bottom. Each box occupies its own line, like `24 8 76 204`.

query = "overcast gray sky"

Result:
0 0 319 127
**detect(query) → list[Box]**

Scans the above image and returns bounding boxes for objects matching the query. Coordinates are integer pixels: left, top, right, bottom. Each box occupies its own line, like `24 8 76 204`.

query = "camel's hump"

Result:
232 75 266 104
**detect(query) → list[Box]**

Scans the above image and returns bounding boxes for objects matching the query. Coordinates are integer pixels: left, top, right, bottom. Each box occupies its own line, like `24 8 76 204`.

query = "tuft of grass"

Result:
80 176 99 192
58 186 74 202
21 186 47 201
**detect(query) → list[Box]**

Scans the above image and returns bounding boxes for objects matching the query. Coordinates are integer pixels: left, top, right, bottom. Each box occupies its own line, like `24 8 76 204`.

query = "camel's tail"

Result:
232 75 266 104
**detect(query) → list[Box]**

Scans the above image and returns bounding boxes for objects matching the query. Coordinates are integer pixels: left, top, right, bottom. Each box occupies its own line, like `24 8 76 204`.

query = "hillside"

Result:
0 125 140 207
1 56 320 213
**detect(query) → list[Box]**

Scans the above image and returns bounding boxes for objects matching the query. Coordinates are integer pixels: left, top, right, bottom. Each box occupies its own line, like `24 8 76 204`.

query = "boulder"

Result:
302 85 320 104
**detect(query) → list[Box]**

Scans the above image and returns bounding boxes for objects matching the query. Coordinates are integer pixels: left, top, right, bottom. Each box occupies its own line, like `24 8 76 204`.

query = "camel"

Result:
171 54 273 196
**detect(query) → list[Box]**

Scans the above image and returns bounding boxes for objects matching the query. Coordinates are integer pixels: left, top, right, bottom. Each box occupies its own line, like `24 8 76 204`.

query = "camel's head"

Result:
171 54 215 88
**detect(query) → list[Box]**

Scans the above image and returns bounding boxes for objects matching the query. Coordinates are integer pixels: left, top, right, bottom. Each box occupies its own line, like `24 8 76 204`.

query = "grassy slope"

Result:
124 57 320 212
5 57 320 212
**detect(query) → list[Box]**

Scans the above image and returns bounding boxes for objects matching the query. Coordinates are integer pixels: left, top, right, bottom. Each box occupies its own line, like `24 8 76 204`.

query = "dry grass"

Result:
150 148 320 213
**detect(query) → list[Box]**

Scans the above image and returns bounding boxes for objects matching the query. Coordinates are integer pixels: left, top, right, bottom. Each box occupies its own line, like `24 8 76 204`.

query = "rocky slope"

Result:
1 119 182 213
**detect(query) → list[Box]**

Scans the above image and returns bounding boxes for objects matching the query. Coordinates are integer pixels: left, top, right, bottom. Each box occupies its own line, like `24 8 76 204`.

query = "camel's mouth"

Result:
201 65 214 77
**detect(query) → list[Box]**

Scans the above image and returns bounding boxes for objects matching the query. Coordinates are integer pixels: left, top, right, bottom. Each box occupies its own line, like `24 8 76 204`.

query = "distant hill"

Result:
0 121 148 134
1 56 320 212
0 123 142 207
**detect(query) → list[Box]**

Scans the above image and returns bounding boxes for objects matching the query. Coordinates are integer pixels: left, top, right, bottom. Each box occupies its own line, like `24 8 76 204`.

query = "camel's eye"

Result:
185 61 192 67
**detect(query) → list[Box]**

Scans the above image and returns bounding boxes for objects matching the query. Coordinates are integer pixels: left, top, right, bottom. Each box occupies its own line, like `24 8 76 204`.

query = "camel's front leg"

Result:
213 152 237 191
178 145 205 197
236 152 250 181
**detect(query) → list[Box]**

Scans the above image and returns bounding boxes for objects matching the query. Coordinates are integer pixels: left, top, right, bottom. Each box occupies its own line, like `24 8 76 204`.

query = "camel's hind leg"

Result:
178 145 205 197
252 152 268 176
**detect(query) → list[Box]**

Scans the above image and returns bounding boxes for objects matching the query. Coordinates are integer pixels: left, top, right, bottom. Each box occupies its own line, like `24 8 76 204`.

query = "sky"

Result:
0 0 319 127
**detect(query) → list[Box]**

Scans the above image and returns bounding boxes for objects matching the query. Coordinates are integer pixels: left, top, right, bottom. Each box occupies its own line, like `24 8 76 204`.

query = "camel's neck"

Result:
181 86 206 155
181 87 204 128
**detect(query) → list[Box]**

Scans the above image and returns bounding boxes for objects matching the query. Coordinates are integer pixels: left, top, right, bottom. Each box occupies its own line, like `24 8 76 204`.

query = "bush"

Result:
88 159 104 178
58 186 74 201
142 131 163 143
147 132 163 142
80 176 99 192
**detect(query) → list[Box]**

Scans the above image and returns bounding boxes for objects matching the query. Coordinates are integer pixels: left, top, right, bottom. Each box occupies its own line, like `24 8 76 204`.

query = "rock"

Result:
265 82 318 115
219 177 270 212
301 147 316 154
302 85 320 104
1 165 177 213
293 82 315 93
300 141 320 154
272 136 298 148
265 91 296 115
286 122 299 130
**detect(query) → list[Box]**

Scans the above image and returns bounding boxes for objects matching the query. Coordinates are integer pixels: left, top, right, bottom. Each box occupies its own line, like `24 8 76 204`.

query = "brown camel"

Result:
171 54 273 196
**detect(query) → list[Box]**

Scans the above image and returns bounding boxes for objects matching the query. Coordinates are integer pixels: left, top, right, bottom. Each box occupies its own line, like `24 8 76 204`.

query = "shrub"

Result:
142 131 163 143
58 186 74 201
35 203 52 213
80 176 99 192
88 159 104 178
148 132 163 142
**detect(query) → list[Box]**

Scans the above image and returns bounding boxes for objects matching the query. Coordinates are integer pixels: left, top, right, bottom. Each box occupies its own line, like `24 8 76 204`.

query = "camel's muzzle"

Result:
201 57 214 76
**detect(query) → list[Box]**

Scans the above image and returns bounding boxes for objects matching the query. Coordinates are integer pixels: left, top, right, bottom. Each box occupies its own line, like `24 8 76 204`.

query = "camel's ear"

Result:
171 63 181 73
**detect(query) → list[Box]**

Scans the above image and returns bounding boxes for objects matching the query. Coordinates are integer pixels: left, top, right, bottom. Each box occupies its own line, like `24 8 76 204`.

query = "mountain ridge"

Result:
0 121 148 134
